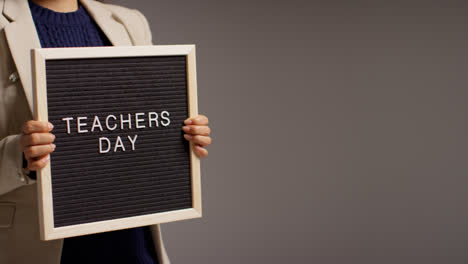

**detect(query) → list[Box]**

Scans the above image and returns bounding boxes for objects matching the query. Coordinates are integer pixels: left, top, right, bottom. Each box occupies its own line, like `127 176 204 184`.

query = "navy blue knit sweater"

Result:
28 1 159 264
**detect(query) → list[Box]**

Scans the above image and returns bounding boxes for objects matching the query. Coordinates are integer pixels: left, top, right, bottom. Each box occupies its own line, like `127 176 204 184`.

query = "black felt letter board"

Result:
45 55 192 227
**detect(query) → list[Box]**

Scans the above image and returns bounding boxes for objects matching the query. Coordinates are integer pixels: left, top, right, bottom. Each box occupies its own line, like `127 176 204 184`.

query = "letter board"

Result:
32 45 201 240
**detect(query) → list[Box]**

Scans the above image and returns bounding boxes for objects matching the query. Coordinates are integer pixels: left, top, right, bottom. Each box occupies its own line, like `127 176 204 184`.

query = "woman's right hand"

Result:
20 121 56 170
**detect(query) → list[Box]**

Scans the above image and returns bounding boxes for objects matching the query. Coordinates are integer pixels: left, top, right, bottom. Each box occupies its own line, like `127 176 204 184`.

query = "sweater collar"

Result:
28 0 91 25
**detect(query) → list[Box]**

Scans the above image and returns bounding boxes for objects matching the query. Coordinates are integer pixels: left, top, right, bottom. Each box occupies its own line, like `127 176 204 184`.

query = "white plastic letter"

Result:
120 114 132 130
62 117 73 134
91 116 103 132
148 112 159 127
99 137 111 153
106 115 117 131
128 135 138 151
77 117 88 133
114 136 125 152
135 113 146 129
161 111 171 127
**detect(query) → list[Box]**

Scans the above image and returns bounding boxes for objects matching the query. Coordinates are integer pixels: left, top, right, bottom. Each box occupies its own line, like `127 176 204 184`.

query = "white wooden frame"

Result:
32 45 201 241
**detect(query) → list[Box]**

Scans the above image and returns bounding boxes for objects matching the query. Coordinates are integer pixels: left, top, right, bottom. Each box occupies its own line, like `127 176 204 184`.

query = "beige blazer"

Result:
0 0 171 263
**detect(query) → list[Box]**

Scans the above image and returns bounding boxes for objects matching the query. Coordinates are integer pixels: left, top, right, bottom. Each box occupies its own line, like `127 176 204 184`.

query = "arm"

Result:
0 134 34 195
0 121 55 196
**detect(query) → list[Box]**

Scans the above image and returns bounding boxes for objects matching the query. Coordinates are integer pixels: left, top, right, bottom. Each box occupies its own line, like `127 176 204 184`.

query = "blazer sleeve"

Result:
0 134 36 196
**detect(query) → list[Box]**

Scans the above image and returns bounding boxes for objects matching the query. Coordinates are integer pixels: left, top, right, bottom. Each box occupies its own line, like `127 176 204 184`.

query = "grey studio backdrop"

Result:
110 0 468 263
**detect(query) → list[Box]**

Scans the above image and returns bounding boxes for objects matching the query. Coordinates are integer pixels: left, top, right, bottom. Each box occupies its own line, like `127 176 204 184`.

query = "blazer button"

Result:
16 169 26 182
17 171 25 182
9 72 19 83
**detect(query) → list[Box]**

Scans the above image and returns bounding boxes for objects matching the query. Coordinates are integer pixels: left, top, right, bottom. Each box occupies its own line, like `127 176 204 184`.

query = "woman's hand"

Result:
19 121 56 170
182 114 211 158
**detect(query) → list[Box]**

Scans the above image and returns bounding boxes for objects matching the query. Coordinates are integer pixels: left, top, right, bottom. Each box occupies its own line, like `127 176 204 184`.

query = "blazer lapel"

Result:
3 0 132 116
80 0 132 47
3 0 41 116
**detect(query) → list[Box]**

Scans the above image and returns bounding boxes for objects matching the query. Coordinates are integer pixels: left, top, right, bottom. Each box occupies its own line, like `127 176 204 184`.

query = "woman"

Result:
0 0 212 263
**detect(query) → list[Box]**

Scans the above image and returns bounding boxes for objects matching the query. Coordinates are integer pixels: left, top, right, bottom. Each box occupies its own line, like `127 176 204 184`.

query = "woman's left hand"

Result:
182 114 211 158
